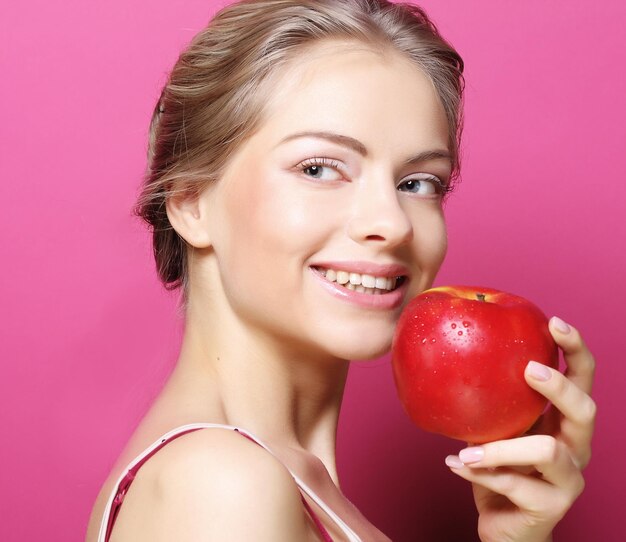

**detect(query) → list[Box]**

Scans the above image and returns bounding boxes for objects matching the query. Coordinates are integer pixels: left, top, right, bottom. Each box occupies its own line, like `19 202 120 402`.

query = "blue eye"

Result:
398 175 448 196
298 158 344 181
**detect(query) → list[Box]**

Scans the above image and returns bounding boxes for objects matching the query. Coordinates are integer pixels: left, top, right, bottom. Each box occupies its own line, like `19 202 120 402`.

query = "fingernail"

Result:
445 455 464 469
551 316 571 334
459 447 484 464
527 360 552 381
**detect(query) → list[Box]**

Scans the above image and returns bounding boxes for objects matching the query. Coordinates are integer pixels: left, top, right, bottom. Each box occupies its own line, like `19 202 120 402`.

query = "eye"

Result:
297 157 345 181
397 175 448 197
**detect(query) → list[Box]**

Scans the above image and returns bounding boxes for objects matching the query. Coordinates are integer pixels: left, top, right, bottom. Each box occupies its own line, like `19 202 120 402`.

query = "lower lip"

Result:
309 267 408 310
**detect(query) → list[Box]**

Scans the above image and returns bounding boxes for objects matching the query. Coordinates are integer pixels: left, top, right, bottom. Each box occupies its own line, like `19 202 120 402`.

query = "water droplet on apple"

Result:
430 338 436 343
458 330 463 336
451 323 457 329
421 338 427 345
463 321 470 327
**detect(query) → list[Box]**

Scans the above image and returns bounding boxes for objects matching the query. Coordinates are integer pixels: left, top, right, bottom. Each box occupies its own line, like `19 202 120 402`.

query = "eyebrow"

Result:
276 130 452 166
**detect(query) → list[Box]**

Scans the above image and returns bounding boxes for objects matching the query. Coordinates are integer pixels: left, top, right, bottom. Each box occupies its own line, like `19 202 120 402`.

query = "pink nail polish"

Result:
551 316 571 334
445 455 464 469
527 360 552 381
459 447 484 464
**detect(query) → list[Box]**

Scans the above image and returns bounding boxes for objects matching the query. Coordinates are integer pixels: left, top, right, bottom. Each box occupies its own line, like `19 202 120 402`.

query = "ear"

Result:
165 189 212 249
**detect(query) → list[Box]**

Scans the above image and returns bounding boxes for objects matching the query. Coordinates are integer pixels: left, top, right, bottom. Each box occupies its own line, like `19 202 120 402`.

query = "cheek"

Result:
219 173 328 287
264 190 325 244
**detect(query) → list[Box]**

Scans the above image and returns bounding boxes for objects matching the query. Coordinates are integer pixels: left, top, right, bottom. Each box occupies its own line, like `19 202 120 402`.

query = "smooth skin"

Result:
87 41 596 542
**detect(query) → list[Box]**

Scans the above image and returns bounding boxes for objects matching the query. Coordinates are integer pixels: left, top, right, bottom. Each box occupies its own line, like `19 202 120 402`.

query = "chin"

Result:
325 335 393 362
309 315 397 360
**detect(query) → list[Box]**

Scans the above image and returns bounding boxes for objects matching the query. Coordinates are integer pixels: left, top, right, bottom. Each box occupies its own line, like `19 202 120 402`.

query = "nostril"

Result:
346 209 413 246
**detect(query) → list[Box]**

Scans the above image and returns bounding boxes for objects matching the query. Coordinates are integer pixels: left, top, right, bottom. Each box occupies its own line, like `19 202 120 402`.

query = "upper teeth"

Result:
316 267 399 290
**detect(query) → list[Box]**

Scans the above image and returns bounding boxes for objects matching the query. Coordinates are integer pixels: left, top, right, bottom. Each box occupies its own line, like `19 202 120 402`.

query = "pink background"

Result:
2 1 624 540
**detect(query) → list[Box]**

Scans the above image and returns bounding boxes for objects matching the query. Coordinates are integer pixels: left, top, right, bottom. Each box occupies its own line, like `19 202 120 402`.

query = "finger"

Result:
445 461 584 519
548 316 595 395
525 361 596 467
451 464 550 512
525 361 597 429
454 435 583 493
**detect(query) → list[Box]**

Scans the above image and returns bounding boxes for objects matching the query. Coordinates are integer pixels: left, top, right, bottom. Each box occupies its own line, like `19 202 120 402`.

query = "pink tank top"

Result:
97 423 362 542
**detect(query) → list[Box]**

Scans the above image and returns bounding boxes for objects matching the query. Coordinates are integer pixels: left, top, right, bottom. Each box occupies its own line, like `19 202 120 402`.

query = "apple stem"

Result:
476 293 486 302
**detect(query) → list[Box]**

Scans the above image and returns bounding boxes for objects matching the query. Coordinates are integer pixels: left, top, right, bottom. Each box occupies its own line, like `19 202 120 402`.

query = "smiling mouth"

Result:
311 266 407 295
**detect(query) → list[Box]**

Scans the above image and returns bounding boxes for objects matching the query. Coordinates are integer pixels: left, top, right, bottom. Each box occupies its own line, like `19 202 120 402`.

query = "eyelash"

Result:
298 157 344 174
397 175 451 197
296 157 451 196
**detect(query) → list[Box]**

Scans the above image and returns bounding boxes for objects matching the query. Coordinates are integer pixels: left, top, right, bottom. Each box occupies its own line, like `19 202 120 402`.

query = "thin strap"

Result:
99 426 203 542
97 423 361 542
230 426 361 541
236 430 334 542
300 493 335 542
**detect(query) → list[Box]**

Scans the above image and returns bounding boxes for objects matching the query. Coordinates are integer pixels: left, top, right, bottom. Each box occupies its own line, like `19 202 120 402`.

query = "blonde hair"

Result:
134 0 465 295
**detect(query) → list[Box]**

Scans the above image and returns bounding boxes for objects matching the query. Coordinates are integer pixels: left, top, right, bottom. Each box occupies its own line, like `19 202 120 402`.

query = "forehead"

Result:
256 40 450 152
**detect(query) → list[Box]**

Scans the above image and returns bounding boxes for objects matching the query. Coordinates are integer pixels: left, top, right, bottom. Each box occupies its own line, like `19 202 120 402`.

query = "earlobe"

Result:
165 191 212 249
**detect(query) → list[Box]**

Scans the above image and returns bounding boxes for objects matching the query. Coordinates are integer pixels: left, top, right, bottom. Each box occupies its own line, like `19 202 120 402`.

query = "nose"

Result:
346 178 414 248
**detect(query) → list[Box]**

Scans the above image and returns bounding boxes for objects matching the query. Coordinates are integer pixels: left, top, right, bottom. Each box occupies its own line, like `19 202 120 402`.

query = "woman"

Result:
86 0 596 540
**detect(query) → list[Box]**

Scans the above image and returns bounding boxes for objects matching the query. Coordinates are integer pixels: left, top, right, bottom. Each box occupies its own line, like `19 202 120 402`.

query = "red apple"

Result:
391 286 559 443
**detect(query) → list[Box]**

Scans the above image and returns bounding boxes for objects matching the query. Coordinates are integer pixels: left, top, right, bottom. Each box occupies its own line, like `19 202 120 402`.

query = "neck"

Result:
163 294 351 481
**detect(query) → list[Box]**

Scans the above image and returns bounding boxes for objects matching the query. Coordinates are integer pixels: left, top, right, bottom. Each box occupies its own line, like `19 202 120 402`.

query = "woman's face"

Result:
197 42 451 361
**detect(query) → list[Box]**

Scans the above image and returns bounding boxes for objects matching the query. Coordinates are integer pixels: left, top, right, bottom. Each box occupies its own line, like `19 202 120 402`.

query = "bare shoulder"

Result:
108 428 311 542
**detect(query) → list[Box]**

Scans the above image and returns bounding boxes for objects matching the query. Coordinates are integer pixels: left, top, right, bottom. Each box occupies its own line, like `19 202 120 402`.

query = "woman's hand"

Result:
444 316 596 542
